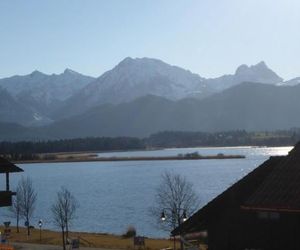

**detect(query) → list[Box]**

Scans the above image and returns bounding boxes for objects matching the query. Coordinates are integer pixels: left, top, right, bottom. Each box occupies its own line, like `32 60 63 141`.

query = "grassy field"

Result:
0 227 175 250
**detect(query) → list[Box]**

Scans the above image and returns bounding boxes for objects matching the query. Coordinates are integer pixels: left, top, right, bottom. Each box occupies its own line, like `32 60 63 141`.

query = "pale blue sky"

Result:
0 0 299 80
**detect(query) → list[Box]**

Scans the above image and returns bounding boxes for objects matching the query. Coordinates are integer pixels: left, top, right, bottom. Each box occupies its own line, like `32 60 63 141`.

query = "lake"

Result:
0 146 292 237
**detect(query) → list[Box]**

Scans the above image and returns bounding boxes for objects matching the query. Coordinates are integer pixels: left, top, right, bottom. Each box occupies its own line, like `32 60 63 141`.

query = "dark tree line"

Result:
147 129 300 148
0 137 146 159
1 130 300 159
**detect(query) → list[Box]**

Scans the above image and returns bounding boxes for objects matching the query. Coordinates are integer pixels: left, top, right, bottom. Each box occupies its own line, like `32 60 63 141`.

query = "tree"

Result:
151 172 199 250
10 184 22 233
18 177 37 236
51 187 78 250
152 171 199 231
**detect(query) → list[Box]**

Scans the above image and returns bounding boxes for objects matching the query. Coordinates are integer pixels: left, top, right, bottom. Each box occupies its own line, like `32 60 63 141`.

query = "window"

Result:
257 211 280 220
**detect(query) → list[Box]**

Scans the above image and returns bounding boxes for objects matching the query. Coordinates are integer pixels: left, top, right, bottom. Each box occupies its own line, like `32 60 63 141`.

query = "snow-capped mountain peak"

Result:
206 61 283 91
54 57 210 118
0 69 95 119
235 61 282 82
63 68 80 75
30 70 45 76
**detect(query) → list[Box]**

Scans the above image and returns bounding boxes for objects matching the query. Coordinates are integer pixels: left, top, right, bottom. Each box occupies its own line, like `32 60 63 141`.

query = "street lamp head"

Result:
182 210 187 222
160 211 166 221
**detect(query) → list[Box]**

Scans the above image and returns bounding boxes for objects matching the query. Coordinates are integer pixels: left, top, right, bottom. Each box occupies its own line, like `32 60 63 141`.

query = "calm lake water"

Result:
0 146 292 237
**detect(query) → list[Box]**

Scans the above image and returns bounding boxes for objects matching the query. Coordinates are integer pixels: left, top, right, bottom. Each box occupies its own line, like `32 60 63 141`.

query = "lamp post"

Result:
38 219 43 243
161 209 188 250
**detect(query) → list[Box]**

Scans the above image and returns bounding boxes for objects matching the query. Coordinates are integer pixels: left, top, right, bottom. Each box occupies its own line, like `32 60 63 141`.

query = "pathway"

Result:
11 242 122 250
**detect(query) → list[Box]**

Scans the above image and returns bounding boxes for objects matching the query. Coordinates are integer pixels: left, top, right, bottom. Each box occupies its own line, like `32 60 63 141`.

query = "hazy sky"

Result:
0 0 299 80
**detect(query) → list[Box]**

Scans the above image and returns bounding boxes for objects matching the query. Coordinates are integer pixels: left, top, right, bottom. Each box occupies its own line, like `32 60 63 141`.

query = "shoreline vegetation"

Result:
1 129 296 163
13 152 245 164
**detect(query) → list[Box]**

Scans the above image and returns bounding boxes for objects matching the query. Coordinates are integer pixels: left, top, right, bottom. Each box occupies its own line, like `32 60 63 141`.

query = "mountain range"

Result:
0 69 94 119
39 82 300 138
0 57 299 140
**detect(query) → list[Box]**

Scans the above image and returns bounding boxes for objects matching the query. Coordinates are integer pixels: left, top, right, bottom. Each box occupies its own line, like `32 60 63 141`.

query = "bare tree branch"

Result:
51 187 78 250
18 177 37 236
150 171 200 232
9 184 22 233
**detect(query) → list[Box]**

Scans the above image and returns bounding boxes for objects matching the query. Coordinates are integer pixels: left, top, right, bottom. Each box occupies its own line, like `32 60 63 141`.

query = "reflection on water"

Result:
97 146 292 158
0 146 293 237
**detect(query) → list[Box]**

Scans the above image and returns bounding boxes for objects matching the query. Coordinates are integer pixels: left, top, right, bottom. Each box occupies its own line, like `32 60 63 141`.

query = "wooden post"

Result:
5 172 9 191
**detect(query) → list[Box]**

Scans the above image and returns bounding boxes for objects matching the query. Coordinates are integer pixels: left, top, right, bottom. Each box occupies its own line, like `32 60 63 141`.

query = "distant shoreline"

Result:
14 154 245 164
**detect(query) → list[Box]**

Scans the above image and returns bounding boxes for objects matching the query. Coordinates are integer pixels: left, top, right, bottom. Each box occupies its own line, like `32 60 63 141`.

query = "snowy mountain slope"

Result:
204 61 283 91
54 57 210 118
0 69 95 114
0 87 51 126
281 77 300 86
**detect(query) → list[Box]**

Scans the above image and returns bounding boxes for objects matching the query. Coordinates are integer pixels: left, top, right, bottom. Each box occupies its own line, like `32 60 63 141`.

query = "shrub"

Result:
122 225 136 238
